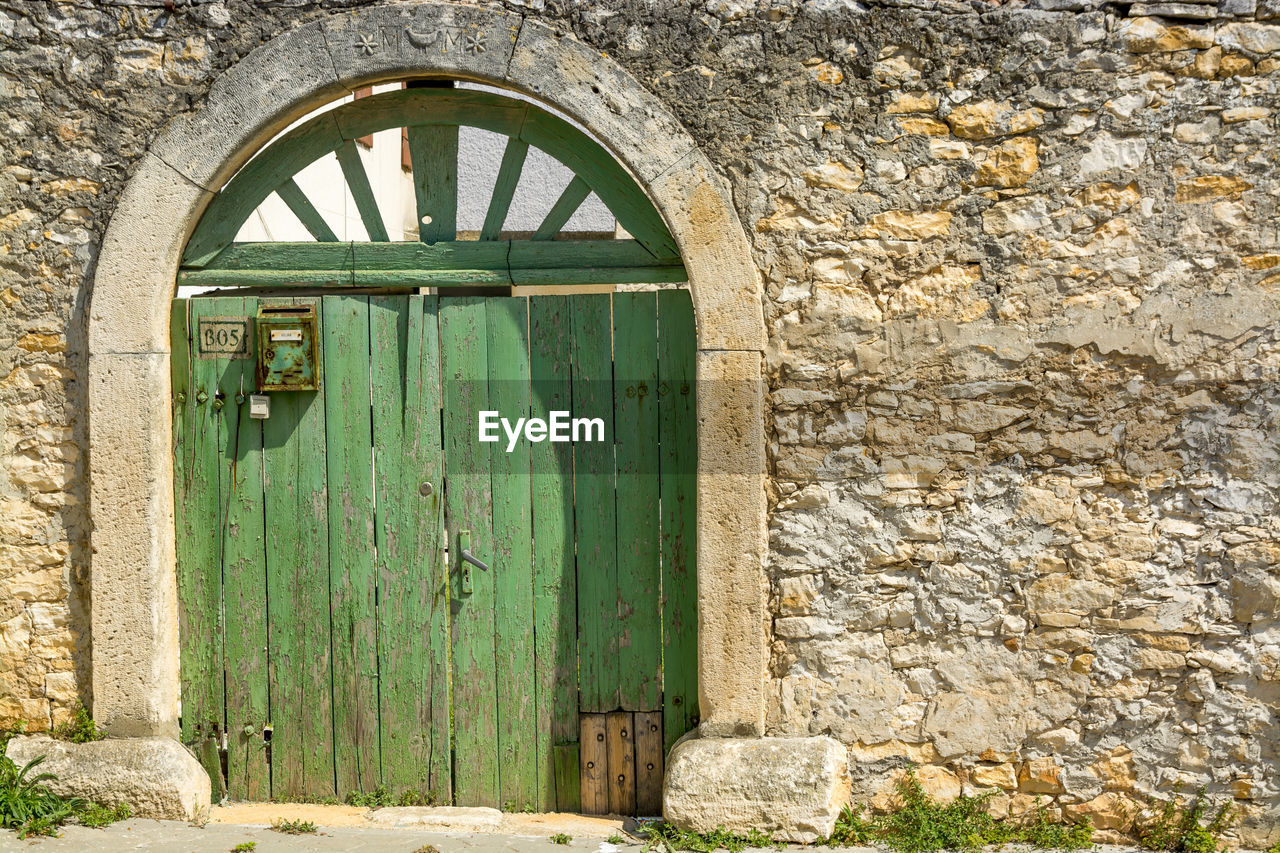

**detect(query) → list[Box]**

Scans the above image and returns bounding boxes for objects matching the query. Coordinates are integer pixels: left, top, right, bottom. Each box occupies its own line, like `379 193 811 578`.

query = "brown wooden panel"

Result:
634 711 663 816
606 710 636 817
579 714 609 815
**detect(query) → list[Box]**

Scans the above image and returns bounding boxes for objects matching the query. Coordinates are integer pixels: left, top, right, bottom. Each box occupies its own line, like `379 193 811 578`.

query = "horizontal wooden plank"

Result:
197 240 680 271
180 240 687 287
178 267 686 288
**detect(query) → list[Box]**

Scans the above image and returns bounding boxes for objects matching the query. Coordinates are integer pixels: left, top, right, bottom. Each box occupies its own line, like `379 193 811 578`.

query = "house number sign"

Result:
197 316 251 359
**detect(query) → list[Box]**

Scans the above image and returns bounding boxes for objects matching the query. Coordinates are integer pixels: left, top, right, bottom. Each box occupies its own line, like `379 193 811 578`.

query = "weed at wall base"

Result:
0 753 131 839
1138 787 1236 853
826 768 1093 852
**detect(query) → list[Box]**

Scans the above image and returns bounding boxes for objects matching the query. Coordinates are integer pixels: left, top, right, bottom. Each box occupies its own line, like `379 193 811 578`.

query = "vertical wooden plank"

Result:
612 293 661 711
407 124 458 243
487 298 537 810
658 290 699 752
530 296 579 812
174 299 224 764
263 296 335 800
479 136 529 241
373 295 449 801
552 744 581 814
572 295 618 714
323 295 379 796
441 296 499 807
579 714 609 815
634 711 663 816
220 298 271 801
199 738 227 803
605 710 636 817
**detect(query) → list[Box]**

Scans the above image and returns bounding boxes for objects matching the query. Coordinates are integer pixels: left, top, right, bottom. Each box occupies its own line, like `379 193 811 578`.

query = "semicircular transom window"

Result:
179 82 686 289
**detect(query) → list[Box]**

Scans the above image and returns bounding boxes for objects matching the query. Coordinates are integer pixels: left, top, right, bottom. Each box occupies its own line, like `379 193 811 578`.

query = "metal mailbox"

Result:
256 304 320 391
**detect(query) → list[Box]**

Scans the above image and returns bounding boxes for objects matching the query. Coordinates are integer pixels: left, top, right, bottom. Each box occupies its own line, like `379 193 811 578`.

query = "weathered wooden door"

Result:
173 289 697 814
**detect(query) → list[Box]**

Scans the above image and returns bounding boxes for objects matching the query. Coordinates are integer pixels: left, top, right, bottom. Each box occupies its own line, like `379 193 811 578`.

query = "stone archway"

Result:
88 2 766 753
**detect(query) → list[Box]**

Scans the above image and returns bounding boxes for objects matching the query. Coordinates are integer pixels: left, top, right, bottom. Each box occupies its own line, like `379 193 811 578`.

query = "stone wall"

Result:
1 0 1277 843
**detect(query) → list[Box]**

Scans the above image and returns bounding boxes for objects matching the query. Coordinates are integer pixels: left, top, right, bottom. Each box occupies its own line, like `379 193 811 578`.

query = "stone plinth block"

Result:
664 736 850 843
5 735 210 820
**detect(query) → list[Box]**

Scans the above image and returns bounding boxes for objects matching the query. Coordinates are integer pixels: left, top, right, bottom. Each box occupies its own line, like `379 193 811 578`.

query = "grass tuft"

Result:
270 817 318 834
550 832 574 845
74 801 132 828
345 784 437 808
51 705 106 744
637 821 776 852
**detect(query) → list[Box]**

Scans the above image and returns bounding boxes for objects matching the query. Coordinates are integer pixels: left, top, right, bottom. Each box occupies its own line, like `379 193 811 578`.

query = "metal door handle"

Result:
460 549 489 572
457 530 488 596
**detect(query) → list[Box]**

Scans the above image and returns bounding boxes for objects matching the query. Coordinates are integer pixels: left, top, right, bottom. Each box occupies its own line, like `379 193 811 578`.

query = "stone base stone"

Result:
5 735 210 820
365 805 503 831
663 735 850 843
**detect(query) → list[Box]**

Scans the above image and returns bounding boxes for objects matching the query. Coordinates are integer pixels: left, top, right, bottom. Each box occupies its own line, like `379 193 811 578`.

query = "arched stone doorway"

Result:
87 0 766 774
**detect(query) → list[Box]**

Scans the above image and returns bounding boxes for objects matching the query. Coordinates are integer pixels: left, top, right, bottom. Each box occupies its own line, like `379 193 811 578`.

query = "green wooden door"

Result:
173 290 697 814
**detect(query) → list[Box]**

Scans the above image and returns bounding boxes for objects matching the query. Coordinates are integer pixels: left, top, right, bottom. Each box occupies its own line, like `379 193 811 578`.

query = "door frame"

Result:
87 3 767 749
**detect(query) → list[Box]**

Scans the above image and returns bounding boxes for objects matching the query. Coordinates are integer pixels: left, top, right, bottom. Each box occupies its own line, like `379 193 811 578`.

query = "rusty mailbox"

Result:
255 304 321 392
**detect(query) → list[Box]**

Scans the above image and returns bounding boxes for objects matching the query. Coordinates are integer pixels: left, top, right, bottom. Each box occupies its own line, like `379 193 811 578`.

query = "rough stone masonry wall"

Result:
1 0 1278 843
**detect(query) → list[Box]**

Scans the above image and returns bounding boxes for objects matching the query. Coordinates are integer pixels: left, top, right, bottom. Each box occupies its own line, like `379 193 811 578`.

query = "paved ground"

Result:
0 822 660 852
0 805 685 853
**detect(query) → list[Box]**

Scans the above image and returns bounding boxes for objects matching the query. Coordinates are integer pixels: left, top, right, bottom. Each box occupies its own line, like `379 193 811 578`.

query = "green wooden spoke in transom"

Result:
180 86 684 286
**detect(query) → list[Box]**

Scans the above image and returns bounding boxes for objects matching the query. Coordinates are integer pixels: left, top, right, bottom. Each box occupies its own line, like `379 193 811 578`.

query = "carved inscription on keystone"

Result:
360 23 488 55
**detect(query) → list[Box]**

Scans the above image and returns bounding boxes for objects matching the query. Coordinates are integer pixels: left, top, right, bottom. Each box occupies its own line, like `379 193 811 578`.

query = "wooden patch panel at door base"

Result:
579 712 663 817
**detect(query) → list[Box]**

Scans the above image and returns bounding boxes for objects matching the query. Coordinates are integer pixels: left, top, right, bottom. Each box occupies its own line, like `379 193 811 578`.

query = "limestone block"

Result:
695 350 766 736
1217 22 1280 54
664 736 850 843
804 161 864 192
1063 792 1137 831
90 153 211 355
5 735 209 820
859 210 952 240
1231 570 1280 622
89 353 180 738
971 763 1018 789
973 138 1039 188
1119 17 1214 53
509 19 694 186
150 21 344 191
1018 757 1065 794
650 157 766 352
323 3 518 89
1175 175 1253 203
1078 132 1148 178
945 100 1043 140
982 196 1050 236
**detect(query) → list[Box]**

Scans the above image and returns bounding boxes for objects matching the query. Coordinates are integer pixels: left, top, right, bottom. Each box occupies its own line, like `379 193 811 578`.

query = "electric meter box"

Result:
256 304 321 391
